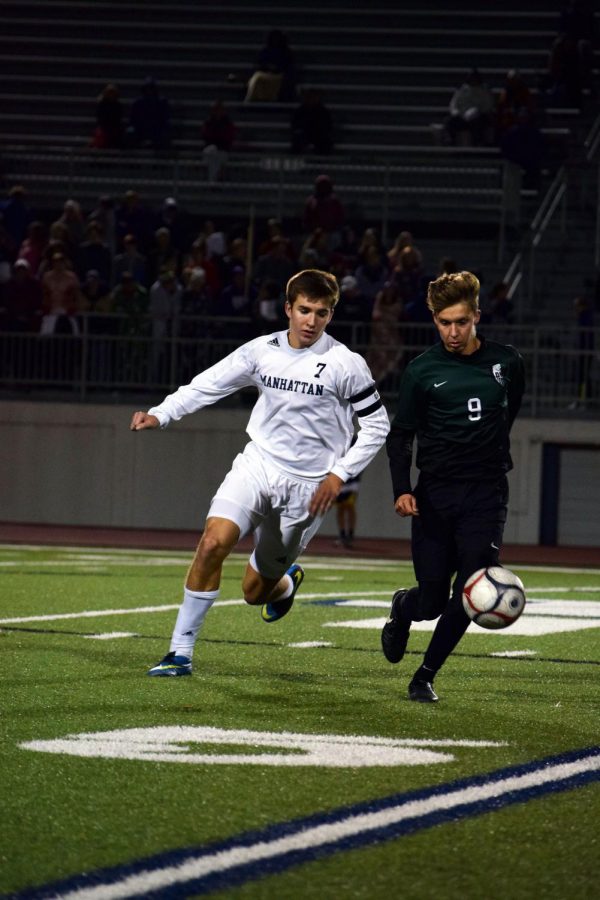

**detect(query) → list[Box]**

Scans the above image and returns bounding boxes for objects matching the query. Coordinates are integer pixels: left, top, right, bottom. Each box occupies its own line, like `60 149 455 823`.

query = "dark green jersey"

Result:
387 335 525 498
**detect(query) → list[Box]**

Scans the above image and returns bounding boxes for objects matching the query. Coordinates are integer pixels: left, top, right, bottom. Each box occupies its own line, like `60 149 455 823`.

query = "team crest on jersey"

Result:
492 363 506 385
268 337 280 347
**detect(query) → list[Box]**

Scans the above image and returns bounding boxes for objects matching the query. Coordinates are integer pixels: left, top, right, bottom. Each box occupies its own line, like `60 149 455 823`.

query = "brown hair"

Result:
286 268 339 308
426 270 480 316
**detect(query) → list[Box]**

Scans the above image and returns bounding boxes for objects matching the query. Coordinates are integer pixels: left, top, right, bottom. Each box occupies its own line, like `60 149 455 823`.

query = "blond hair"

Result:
426 270 480 316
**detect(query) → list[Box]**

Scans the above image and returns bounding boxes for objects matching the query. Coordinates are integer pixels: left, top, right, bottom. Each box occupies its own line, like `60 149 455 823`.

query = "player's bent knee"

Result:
195 533 232 564
242 572 279 606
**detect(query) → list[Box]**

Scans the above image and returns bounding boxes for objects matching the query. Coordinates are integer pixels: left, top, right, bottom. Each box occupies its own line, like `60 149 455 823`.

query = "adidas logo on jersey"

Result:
268 337 280 346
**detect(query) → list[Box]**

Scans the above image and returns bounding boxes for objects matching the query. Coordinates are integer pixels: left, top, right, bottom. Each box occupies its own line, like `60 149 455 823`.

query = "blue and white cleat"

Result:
147 651 192 676
261 564 305 623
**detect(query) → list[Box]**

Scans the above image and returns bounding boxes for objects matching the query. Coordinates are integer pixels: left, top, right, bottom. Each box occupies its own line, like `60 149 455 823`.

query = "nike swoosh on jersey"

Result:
433 381 447 388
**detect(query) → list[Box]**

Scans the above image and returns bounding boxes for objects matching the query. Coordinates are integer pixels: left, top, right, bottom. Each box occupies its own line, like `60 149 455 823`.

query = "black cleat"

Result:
381 589 410 663
408 678 439 703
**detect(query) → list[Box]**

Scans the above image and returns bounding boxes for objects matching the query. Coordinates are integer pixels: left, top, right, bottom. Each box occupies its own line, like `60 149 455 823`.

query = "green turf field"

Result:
1 544 599 899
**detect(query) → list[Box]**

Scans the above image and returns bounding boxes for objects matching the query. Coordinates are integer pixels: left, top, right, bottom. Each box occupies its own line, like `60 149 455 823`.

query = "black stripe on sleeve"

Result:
355 398 383 417
349 384 377 404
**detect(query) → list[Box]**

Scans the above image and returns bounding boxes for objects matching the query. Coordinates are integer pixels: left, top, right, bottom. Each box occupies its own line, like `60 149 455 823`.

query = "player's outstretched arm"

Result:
130 412 160 431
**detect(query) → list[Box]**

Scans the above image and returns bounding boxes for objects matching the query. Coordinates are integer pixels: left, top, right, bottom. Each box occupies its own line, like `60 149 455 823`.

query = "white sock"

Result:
278 573 294 601
169 587 219 659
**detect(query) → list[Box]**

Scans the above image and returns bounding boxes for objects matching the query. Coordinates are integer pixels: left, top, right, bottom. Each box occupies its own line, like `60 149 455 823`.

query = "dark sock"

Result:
413 664 436 683
400 587 420 622
423 602 471 672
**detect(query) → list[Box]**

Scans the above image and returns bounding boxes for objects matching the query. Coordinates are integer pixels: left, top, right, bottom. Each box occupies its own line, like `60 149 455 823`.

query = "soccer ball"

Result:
462 566 526 630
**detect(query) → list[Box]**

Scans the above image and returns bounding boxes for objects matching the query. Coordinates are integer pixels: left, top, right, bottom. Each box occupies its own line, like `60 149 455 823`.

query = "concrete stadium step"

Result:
0 0 566 31
0 74 583 114
0 34 560 71
0 22 556 54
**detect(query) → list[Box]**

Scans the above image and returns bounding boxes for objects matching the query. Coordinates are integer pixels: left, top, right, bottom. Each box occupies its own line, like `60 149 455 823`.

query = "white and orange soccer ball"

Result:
462 566 526 630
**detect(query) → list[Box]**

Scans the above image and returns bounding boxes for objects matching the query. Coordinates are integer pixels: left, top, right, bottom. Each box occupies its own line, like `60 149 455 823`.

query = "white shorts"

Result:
208 442 324 579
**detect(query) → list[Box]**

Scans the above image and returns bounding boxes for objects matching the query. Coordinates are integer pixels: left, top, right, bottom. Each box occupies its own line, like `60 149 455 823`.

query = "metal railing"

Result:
504 109 600 315
503 165 569 319
1 316 598 417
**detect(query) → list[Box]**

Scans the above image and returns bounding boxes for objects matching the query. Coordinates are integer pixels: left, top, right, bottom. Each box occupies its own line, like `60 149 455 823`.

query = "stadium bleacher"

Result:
0 0 598 323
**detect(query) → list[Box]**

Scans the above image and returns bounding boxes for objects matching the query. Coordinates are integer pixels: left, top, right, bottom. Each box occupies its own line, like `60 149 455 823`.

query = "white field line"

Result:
0 592 390 625
36 752 600 900
1 544 599 576
83 632 139 640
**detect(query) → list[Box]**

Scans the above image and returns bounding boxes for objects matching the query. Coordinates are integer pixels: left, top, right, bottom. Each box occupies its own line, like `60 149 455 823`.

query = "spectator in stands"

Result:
128 76 171 150
357 227 383 263
366 279 405 385
156 197 188 253
201 99 236 182
495 69 536 139
81 268 112 317
47 222 79 274
115 190 155 251
113 233 147 287
88 195 117 256
182 236 221 299
0 185 33 249
78 221 112 285
149 270 182 378
331 224 360 275
1 259 43 332
111 271 149 337
355 244 389 307
443 68 494 146
219 265 251 315
299 228 331 270
392 245 430 323
198 219 226 261
179 267 216 379
38 237 69 278
330 273 372 346
252 277 285 334
252 235 297 294
246 29 296 102
180 267 213 323
217 265 256 340
499 106 545 190
257 218 295 260
40 250 83 335
148 226 180 285
92 83 124 149
302 174 346 245
17 220 48 277
386 230 414 270
220 235 248 286
50 199 85 268
80 269 116 380
290 88 334 155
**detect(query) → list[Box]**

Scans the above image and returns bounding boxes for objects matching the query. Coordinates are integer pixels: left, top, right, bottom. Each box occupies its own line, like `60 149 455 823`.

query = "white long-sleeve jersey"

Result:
148 329 390 481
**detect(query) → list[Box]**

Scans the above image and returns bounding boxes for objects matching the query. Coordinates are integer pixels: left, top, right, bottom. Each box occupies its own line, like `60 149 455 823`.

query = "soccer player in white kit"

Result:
130 269 390 675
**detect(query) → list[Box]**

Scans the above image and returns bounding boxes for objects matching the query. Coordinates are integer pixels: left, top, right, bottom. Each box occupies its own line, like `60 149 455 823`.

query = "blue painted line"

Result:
5 745 599 900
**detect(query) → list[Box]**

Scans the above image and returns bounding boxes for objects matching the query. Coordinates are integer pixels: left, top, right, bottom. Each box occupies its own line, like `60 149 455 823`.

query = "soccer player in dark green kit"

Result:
382 270 525 702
